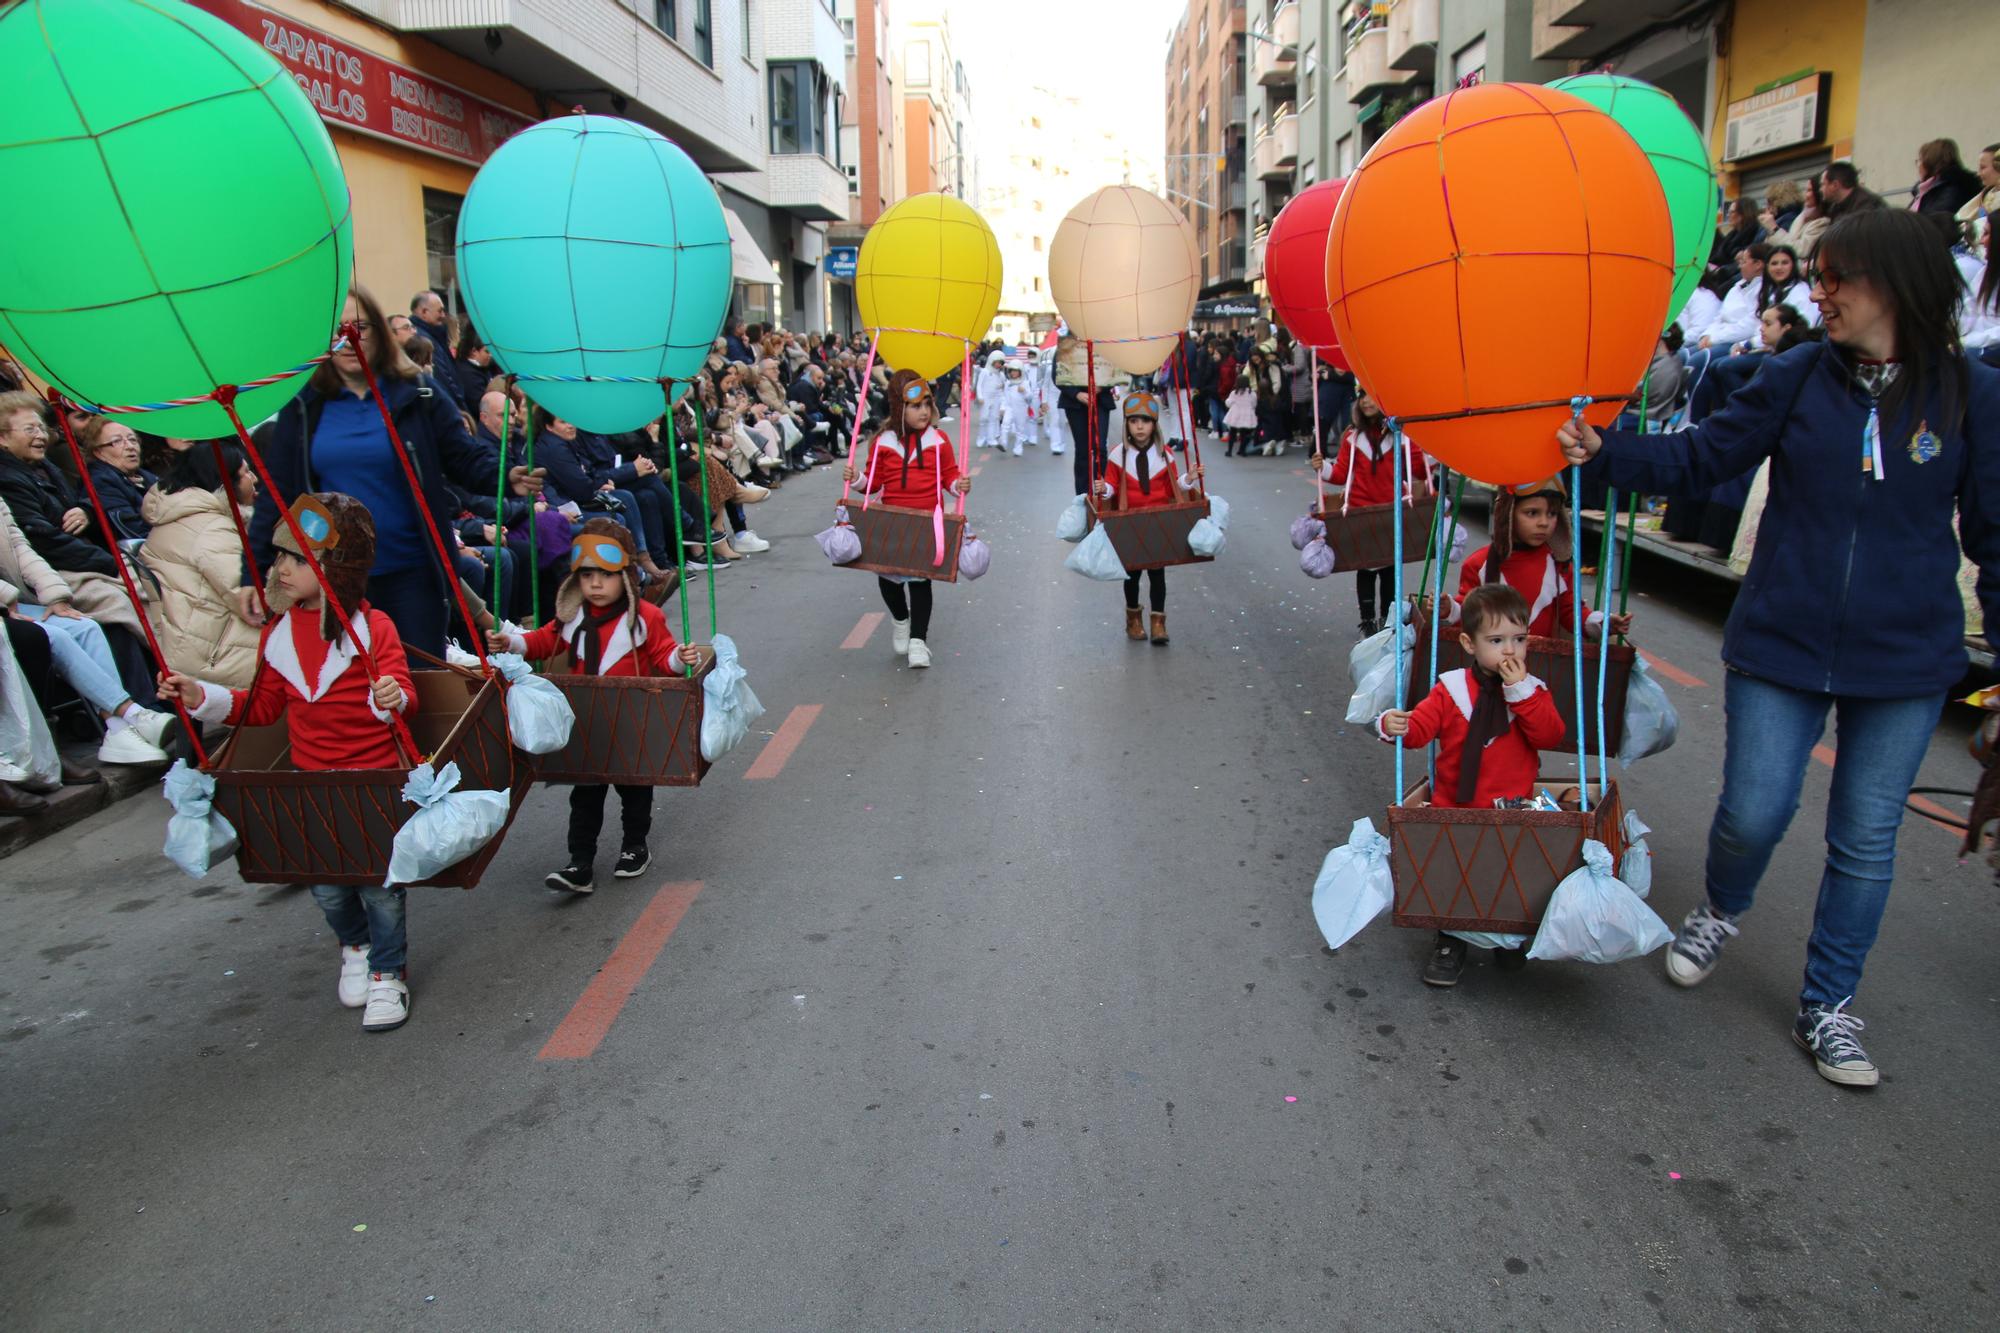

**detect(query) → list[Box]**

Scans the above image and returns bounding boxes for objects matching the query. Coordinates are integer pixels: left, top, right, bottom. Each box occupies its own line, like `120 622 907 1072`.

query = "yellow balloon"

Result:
1047 186 1198 376
856 193 1003 378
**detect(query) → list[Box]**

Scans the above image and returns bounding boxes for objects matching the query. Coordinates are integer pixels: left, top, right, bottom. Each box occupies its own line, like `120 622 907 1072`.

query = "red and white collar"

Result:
558 604 648 675
1105 441 1175 481
263 606 373 703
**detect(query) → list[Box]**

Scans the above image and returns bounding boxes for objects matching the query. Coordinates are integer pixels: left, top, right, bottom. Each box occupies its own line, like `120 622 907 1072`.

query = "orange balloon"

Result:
1326 83 1674 486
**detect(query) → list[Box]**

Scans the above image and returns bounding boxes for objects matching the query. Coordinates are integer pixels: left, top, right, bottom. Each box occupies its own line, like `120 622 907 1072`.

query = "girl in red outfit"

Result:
159 493 420 1033
1311 388 1432 636
490 518 701 894
840 370 971 669
1094 391 1205 644
1444 476 1632 640
1376 583 1568 986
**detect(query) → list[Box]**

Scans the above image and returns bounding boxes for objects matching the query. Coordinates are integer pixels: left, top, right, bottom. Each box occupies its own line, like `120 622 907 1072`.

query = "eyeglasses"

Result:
1806 264 1863 295
6 421 48 438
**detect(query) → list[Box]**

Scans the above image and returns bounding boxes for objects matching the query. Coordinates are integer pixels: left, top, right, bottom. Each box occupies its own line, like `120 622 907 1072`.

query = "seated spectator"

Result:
1 497 171 764
138 443 264 690
1955 142 2000 248
1690 304 1817 424
0 392 113 578
1709 198 1764 275
1684 244 1771 381
1758 179 1805 237
1767 176 1829 258
724 320 755 365
80 417 156 541
409 289 464 409
1818 161 1885 230
454 326 496 410
1910 137 1981 219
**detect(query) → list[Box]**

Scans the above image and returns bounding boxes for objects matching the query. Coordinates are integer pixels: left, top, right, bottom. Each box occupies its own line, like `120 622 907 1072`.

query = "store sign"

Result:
1196 300 1260 318
1723 72 1829 164
824 246 859 278
195 0 536 167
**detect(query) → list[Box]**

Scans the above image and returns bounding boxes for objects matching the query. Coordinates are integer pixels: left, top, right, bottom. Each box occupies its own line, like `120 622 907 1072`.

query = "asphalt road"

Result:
3 414 1995 1331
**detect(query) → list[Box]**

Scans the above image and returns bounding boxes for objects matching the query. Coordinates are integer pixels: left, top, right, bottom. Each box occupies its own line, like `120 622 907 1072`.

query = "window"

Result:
845 163 860 194
423 188 464 295
653 0 676 37
1302 43 1317 106
908 40 931 88
769 61 833 157
1335 132 1355 176
692 0 713 66
1301 158 1316 186
1451 34 1487 87
1032 235 1043 252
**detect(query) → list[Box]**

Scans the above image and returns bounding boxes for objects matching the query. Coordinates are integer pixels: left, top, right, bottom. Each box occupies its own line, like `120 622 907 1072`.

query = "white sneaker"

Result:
733 532 771 553
907 638 932 668
97 727 168 765
737 483 771 502
891 617 911 654
125 709 176 748
362 973 410 1032
337 946 370 1008
1011 442 1023 456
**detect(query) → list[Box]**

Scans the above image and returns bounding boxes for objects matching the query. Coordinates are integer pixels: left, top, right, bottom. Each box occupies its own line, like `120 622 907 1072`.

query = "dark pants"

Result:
1356 566 1394 622
878 577 933 638
1062 395 1113 496
4 615 53 708
1123 568 1166 612
368 562 447 661
569 782 654 863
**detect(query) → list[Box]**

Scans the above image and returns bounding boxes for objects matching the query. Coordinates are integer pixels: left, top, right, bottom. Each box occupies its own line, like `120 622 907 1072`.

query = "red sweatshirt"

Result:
1452 545 1604 639
193 604 415 771
862 427 960 508
1318 425 1430 508
514 598 681 677
1099 442 1192 512
1375 668 1567 808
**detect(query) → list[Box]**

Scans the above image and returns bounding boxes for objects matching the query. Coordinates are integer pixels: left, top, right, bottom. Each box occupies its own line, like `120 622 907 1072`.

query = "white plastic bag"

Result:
1448 930 1528 950
1345 622 1416 724
1205 494 1230 531
1055 495 1090 542
1526 839 1673 964
1619 811 1653 899
1300 536 1336 579
1188 517 1226 557
1290 512 1326 551
385 761 510 887
1618 656 1679 768
700 632 767 762
1064 523 1127 581
492 652 575 755
959 535 991 580
161 758 237 879
1310 817 1394 949
816 507 862 564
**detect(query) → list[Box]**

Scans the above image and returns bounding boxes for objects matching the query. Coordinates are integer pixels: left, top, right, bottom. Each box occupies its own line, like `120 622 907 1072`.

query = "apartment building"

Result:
1164 0 1254 324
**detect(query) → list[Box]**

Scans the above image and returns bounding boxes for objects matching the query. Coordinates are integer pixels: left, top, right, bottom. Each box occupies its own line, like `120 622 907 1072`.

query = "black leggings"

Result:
1124 567 1166 612
568 782 653 862
1357 566 1393 621
878 577 933 638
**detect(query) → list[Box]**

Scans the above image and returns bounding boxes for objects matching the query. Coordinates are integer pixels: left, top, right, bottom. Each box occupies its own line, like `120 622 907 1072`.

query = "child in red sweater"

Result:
489 518 702 894
1377 583 1567 987
1094 391 1205 644
159 493 420 1032
1311 388 1431 635
1441 476 1633 640
840 370 972 669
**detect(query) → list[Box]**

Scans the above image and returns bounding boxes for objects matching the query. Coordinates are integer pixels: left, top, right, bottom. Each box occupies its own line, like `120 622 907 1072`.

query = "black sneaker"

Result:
1494 944 1530 972
1422 934 1467 988
545 863 594 895
614 846 651 879
1358 618 1381 637
1793 999 1879 1087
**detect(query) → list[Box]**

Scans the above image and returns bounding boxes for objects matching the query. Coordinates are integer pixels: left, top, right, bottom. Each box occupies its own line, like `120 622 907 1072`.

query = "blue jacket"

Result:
1584 343 2000 698
248 372 502 585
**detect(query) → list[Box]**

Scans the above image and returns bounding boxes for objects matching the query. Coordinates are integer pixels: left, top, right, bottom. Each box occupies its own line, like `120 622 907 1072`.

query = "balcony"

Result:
765 153 850 222
1247 221 1270 280
1532 0 1691 61
1251 1 1299 88
1225 178 1247 213
1252 108 1298 181
1345 23 1413 103
1387 0 1439 74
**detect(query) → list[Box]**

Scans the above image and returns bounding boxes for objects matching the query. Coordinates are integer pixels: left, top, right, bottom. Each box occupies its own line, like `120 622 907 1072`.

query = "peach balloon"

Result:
1326 83 1674 486
1047 185 1199 376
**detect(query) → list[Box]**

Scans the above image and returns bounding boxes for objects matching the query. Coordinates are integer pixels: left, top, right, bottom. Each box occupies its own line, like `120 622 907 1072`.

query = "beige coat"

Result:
0 496 151 642
138 485 262 688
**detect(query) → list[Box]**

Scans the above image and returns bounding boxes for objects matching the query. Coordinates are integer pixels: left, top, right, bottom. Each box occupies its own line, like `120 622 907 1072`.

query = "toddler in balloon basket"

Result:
157 493 421 1034
489 519 703 896
1375 583 1568 988
1422 474 1632 640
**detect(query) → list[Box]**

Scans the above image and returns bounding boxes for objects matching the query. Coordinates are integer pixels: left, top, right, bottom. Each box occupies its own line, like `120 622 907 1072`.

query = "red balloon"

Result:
1266 178 1351 371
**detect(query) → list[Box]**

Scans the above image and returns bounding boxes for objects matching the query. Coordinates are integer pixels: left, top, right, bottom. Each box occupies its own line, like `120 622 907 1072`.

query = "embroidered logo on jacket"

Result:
1907 422 1942 465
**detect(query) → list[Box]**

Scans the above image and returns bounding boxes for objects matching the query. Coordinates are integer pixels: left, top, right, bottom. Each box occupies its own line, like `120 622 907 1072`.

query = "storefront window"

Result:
423 187 463 299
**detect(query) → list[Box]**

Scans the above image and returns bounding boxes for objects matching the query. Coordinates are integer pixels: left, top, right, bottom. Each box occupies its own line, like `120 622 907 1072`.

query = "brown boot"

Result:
1149 612 1168 645
1125 607 1145 640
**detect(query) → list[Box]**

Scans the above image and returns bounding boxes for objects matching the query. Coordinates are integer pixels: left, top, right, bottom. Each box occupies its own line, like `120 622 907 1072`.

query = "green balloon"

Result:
1549 73 1715 329
0 0 352 437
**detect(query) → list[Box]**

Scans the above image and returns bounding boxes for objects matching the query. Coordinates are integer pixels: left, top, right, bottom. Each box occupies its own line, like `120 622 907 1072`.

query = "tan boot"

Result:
1125 607 1145 640
1149 612 1168 645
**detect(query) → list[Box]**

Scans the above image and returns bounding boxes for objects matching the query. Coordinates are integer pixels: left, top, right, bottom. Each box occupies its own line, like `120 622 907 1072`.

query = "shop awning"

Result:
724 207 778 287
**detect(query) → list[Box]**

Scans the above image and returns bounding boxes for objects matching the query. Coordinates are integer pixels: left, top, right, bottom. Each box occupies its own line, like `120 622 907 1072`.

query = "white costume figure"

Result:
974 351 1007 448
1038 354 1067 454
999 365 1036 456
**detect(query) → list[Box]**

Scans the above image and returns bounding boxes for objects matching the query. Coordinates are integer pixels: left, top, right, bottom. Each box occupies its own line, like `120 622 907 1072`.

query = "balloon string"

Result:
660 382 695 679
45 392 207 765
1309 349 1326 514
1174 331 1204 490
690 398 719 641
955 346 971 519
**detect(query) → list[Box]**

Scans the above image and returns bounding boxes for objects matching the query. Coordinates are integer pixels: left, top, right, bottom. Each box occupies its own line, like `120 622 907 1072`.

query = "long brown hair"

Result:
309 283 420 394
1817 209 1968 433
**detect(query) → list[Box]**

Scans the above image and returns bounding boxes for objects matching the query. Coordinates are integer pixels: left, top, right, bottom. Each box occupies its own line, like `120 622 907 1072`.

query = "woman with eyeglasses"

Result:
78 417 156 541
248 284 545 659
1559 208 2000 1090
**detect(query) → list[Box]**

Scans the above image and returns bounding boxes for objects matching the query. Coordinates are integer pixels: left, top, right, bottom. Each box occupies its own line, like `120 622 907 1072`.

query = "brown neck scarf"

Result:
572 599 628 675
1456 665 1513 805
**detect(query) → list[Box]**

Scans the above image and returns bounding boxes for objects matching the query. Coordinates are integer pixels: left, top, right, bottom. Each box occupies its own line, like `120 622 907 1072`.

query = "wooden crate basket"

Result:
1387 778 1627 933
1313 496 1438 572
534 647 716 786
1408 628 1636 755
845 502 966 581
1087 498 1213 571
207 667 532 889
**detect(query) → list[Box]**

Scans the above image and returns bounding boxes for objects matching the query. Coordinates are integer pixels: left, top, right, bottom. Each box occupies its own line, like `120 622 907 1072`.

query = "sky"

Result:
952 0 1183 179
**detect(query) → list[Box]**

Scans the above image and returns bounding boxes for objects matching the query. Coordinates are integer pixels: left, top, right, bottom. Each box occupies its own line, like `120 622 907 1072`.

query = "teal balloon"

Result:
1548 74 1715 327
456 115 732 433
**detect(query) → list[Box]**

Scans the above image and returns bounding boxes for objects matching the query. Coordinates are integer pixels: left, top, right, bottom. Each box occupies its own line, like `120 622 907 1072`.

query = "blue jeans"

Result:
19 607 129 714
1706 670 1946 1006
367 563 447 660
310 882 408 974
